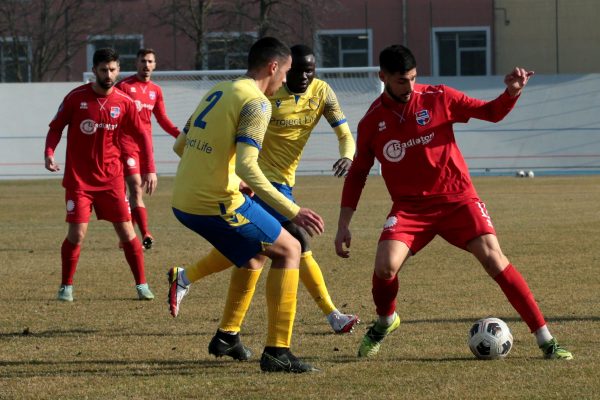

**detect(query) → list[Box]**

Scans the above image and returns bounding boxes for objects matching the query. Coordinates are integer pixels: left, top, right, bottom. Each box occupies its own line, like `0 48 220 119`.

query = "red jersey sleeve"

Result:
153 87 180 138
45 99 72 157
341 116 376 210
445 85 519 124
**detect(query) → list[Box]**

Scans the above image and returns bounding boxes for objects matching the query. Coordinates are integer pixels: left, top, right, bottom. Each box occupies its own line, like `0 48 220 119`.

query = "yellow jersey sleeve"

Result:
323 85 355 160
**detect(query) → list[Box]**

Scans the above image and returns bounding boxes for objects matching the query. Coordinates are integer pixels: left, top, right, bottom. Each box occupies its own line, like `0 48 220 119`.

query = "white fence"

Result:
1 72 600 180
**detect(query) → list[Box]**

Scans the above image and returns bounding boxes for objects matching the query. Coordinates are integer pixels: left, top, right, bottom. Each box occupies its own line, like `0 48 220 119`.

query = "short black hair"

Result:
137 48 156 58
290 44 314 59
247 37 290 70
93 48 119 67
379 45 417 74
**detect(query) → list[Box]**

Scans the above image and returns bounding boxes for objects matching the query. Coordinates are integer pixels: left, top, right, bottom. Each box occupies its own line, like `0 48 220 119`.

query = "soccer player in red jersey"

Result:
335 45 573 360
116 48 180 250
44 48 158 302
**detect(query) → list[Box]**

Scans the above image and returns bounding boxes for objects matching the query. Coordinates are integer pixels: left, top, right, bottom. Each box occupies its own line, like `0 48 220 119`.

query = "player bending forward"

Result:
335 45 572 360
168 44 359 338
169 37 324 373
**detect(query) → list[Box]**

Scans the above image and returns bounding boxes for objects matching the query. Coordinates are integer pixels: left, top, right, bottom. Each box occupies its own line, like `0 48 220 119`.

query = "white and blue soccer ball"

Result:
468 317 513 360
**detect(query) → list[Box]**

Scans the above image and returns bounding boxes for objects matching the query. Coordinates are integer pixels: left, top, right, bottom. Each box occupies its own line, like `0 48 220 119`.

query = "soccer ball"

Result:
468 317 513 360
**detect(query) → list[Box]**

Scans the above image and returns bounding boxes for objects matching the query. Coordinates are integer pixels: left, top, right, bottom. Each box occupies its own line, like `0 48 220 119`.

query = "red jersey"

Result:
45 83 155 191
116 75 179 152
342 83 519 209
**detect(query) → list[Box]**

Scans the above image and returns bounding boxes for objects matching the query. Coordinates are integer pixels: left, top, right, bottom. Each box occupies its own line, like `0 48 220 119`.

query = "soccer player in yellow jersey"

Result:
169 45 359 337
170 37 324 373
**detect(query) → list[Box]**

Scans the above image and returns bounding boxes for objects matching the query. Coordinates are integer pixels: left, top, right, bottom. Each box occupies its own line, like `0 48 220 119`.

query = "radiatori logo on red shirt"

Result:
383 132 435 162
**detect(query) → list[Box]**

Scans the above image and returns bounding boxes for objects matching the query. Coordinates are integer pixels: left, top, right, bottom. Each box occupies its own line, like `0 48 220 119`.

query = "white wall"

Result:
1 74 600 180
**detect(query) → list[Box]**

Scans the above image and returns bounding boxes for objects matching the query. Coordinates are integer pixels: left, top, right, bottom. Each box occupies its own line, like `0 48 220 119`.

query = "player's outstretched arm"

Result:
334 206 354 258
504 67 534 97
332 157 352 178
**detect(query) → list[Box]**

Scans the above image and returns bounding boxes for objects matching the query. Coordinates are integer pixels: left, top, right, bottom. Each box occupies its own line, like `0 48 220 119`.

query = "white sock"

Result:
378 312 398 327
534 325 553 346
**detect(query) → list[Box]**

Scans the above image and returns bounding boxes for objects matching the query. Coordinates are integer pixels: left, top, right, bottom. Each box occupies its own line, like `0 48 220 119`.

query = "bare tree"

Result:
148 0 215 70
0 0 116 82
148 0 338 70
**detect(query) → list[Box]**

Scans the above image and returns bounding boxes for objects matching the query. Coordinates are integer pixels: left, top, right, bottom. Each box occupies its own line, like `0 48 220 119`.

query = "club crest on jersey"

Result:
130 87 137 93
308 97 320 110
275 99 282 108
415 109 430 126
149 91 156 100
79 102 88 109
110 106 121 118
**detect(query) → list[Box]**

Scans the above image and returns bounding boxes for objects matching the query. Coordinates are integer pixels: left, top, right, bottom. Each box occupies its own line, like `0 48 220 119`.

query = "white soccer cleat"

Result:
57 284 73 302
167 266 189 317
136 283 155 300
328 312 360 334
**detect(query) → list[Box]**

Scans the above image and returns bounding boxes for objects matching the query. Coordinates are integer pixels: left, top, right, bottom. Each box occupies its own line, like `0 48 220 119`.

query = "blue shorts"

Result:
252 182 295 224
172 195 282 267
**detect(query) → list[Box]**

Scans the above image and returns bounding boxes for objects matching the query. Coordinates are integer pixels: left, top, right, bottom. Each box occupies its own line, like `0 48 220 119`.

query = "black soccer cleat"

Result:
208 330 252 361
142 235 154 250
260 347 319 373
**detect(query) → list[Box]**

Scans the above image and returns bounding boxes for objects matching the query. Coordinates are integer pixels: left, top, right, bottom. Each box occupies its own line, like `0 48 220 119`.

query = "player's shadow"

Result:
402 315 600 324
0 358 245 379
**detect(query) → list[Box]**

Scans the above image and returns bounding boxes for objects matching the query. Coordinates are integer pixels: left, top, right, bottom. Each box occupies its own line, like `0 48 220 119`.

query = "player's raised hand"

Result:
332 157 352 177
142 172 157 195
292 208 324 236
334 225 352 258
45 155 60 172
504 67 534 97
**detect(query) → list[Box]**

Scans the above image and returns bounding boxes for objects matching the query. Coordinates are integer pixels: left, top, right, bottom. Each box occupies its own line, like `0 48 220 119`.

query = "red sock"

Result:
372 272 398 316
494 264 546 332
61 239 81 285
131 207 149 237
121 237 146 284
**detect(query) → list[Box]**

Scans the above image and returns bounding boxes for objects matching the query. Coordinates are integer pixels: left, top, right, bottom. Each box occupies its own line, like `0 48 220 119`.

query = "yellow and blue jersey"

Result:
172 77 271 215
259 78 355 187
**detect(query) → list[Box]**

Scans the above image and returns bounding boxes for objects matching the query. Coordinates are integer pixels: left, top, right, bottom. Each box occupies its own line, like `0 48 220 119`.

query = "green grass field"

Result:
1 175 598 399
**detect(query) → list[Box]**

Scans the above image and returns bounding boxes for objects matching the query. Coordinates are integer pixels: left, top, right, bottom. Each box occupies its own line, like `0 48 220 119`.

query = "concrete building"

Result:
2 0 599 82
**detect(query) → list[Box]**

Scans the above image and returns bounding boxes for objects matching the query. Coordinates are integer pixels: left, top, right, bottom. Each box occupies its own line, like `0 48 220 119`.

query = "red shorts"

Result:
379 198 496 254
65 187 131 223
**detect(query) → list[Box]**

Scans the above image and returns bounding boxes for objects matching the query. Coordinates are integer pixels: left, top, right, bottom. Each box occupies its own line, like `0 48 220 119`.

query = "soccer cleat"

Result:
208 330 252 361
167 267 189 317
136 283 155 300
357 314 401 358
57 285 73 302
329 313 361 334
260 348 319 373
540 338 573 360
142 235 154 250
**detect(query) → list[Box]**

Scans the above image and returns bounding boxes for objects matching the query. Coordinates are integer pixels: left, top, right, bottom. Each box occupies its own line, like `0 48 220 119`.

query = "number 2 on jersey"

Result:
193 91 223 129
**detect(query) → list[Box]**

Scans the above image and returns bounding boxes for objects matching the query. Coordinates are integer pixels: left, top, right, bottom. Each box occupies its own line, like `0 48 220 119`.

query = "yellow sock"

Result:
266 268 299 348
185 248 232 283
300 251 336 315
219 267 262 333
